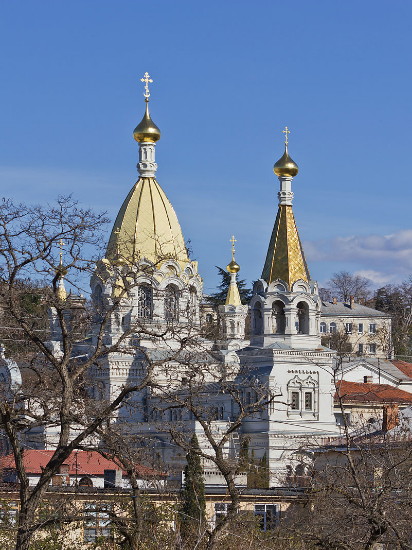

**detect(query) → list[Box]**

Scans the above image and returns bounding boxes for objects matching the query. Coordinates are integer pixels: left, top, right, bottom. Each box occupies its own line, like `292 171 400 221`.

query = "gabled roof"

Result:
335 380 412 404
339 358 412 383
0 450 163 478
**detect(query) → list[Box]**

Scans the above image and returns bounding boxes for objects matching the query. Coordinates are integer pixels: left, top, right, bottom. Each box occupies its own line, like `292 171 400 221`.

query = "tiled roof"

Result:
335 380 412 404
391 360 412 380
0 450 163 478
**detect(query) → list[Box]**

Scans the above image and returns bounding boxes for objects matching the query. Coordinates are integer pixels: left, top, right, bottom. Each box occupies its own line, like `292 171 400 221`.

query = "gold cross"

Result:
283 126 290 147
230 235 237 260
140 72 153 99
58 239 65 267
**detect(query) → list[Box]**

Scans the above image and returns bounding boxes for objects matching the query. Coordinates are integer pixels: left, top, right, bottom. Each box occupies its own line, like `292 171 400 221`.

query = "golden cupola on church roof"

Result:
106 73 188 266
273 126 299 177
225 236 242 306
262 127 309 287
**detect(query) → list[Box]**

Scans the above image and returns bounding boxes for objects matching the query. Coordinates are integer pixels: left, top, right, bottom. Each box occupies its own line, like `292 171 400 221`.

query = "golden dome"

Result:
133 100 161 143
227 260 240 273
106 178 189 265
273 146 299 178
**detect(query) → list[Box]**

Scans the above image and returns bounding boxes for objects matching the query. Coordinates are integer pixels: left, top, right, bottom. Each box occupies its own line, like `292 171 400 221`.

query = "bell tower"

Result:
250 128 321 349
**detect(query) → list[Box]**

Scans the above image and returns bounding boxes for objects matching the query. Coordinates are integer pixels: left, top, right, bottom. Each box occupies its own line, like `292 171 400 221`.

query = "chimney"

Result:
333 297 337 304
350 296 355 309
382 404 399 432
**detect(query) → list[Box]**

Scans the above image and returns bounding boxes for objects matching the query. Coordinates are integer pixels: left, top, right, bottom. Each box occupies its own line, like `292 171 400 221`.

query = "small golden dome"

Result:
274 146 299 178
227 260 240 273
133 100 161 143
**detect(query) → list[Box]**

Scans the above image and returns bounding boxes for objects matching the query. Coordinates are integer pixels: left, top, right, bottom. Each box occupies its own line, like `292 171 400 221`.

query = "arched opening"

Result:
78 476 93 487
320 322 327 334
297 301 309 334
137 285 153 319
253 302 263 335
165 285 179 322
272 300 286 334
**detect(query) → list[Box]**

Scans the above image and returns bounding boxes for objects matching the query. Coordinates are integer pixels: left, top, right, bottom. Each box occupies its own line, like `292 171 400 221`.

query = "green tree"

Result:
206 266 252 307
180 434 206 538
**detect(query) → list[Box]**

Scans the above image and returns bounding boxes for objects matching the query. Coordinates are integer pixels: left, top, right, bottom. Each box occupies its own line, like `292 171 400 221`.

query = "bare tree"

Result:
0 196 180 550
325 271 372 303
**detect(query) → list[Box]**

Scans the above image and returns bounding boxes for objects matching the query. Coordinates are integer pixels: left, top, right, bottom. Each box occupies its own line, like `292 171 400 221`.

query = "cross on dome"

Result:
140 72 153 99
283 126 290 147
58 239 65 267
230 235 237 260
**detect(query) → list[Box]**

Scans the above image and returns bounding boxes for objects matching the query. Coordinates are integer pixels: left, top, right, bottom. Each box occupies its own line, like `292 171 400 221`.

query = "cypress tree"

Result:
180 434 206 537
206 266 253 307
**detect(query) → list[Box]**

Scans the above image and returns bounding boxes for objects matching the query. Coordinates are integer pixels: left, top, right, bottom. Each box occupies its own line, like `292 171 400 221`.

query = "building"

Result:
320 298 392 358
0 450 164 489
1 74 407 489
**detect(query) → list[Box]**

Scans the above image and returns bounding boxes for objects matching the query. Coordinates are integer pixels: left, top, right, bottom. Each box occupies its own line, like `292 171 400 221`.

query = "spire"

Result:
55 239 67 301
225 236 242 306
262 128 310 287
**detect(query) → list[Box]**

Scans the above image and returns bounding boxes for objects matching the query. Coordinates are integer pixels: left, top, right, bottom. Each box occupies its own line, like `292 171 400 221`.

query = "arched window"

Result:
253 302 263 335
320 322 327 334
138 285 153 319
330 322 337 334
206 313 213 323
272 300 286 334
165 285 179 321
297 302 309 334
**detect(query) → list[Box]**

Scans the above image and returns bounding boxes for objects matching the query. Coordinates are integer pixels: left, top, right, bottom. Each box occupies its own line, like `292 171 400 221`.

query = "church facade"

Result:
74 75 343 484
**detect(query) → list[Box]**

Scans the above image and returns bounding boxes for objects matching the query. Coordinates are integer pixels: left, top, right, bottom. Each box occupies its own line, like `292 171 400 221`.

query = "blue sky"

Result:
1 0 411 294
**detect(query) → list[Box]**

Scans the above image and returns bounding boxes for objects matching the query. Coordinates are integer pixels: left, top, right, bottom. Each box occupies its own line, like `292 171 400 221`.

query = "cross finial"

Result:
140 72 153 99
58 239 65 267
230 235 237 261
283 126 290 147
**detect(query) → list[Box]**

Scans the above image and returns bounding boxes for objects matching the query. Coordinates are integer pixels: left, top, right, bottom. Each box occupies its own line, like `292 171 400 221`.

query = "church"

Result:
3 74 409 485
78 73 343 484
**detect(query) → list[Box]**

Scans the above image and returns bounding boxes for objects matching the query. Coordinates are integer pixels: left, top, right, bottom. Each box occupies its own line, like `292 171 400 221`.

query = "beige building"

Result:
320 298 392 358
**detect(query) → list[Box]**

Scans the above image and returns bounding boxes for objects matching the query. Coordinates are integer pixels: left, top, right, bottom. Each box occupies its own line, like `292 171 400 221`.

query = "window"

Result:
206 313 213 323
215 503 228 525
358 323 364 333
369 323 377 334
345 323 353 334
358 343 364 354
254 504 277 531
138 285 153 319
165 285 179 321
320 322 326 334
369 343 376 354
291 392 300 410
83 504 111 543
329 322 337 334
304 392 313 410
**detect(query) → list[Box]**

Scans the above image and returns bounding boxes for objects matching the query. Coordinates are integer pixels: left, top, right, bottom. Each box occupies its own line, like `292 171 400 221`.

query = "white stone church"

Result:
3 76 408 485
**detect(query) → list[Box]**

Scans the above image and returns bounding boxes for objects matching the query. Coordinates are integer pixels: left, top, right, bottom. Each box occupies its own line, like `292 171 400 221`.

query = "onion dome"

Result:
227 259 240 273
273 145 299 177
133 99 161 143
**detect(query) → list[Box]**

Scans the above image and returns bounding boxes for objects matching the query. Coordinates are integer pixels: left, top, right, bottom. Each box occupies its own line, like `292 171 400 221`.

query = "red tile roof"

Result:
335 380 412 404
0 450 163 478
391 360 412 380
